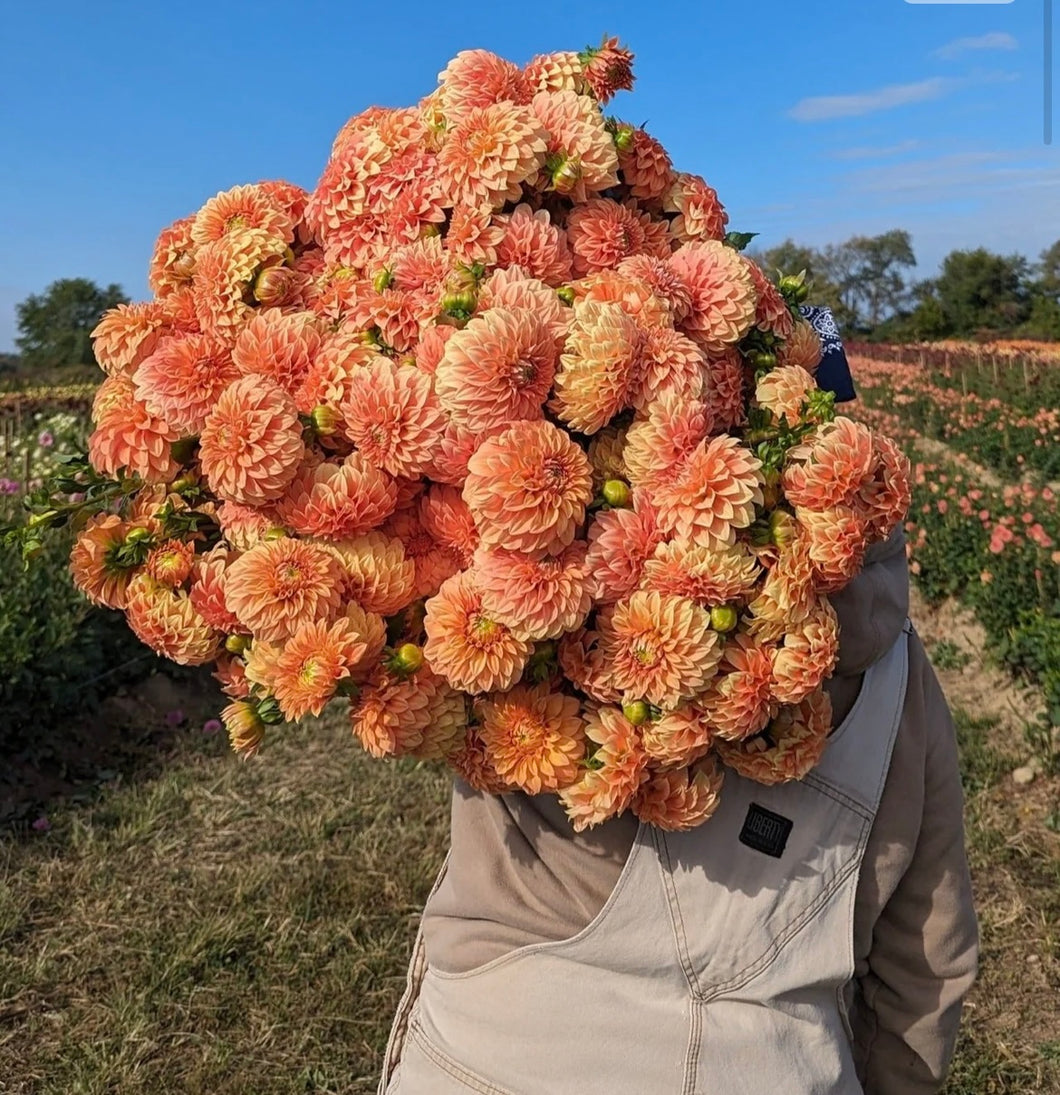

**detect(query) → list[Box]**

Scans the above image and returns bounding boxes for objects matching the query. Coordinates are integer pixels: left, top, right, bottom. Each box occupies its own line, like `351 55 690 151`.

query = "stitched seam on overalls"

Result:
693 817 871 1002
683 1000 703 1095
802 773 875 820
407 1020 518 1094
657 827 705 998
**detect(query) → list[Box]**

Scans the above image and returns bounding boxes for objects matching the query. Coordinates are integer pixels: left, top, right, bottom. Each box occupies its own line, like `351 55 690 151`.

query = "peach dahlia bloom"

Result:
419 485 479 567
716 688 832 785
641 540 761 607
231 308 324 398
340 356 446 478
134 334 239 435
423 571 534 694
770 596 839 705
746 260 795 340
199 376 305 507
616 255 693 324
696 632 776 742
703 348 748 433
551 300 640 435
92 301 169 375
189 545 243 633
69 513 146 610
493 204 573 287
192 228 288 345
530 89 619 201
477 683 586 794
558 627 620 705
566 198 670 277
654 434 764 551
580 36 635 104
623 392 712 493
755 364 817 426
437 49 532 123
618 126 674 202
597 590 721 709
559 705 648 831
524 51 589 94
438 102 548 209
124 573 221 666
587 426 628 490
798 504 868 592
434 307 558 432
463 420 593 557
144 538 195 589
476 541 593 641
329 531 416 617
858 434 911 540
383 507 463 600
190 183 293 249
222 700 266 757
412 682 470 762
629 326 706 412
631 757 724 831
783 417 876 512
640 704 713 768
450 727 509 794
224 537 345 643
478 266 572 351
778 318 823 373
746 535 818 642
270 616 370 721
585 501 665 604
670 240 757 352
217 501 276 551
429 419 504 488
88 375 181 484
446 202 506 267
663 173 728 245
351 665 453 758
149 215 197 296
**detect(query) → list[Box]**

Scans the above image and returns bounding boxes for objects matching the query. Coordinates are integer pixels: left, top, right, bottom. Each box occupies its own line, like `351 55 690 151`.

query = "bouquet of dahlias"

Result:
13 39 910 832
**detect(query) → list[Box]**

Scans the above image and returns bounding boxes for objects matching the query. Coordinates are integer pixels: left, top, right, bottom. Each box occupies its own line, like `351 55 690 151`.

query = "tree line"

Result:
4 236 1060 381
754 232 1060 342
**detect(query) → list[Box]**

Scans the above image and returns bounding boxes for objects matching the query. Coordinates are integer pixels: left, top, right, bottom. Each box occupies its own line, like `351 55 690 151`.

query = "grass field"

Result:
2 592 1059 1094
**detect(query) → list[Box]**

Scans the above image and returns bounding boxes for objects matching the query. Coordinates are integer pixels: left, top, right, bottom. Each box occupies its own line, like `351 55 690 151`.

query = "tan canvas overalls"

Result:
379 623 911 1094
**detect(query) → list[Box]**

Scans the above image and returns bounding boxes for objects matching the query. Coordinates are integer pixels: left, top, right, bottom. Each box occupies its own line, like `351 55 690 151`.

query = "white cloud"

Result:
788 78 957 121
933 31 1018 60
831 139 923 160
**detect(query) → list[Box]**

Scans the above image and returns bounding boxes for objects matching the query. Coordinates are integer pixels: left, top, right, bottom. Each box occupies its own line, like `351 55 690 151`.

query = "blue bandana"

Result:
798 305 856 403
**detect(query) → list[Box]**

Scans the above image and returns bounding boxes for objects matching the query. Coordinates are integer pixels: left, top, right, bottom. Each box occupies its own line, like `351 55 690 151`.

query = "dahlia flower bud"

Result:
224 634 250 655
310 404 343 437
171 252 197 282
253 264 297 307
170 438 199 465
390 643 424 674
750 351 777 370
372 268 394 293
622 700 650 726
263 526 288 541
709 605 739 633
770 509 798 548
222 700 265 757
601 479 632 508
556 286 575 305
612 125 635 153
778 272 810 304
170 472 200 495
549 154 583 193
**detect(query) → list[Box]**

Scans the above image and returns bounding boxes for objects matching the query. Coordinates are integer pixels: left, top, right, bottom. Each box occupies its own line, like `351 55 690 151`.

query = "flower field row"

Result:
850 354 1060 481
851 358 1060 730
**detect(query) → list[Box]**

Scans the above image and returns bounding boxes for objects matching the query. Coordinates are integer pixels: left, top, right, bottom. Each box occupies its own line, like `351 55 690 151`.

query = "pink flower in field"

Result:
165 708 186 727
980 570 993 584
37 430 54 448
203 719 223 735
937 500 948 515
1022 512 1034 525
910 560 921 575
32 816 51 833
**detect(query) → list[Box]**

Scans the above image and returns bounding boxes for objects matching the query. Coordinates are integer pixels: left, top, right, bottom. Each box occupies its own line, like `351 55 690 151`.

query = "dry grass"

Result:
1 602 1058 1094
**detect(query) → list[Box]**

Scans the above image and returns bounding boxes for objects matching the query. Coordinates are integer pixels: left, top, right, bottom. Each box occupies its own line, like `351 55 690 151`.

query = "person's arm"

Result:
851 636 979 1093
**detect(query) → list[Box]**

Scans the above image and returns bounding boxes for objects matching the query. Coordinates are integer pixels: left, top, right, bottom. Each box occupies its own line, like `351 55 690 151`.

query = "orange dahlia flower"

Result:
412 681 469 762
383 507 463 600
616 255 693 324
420 485 479 567
617 126 674 202
340 356 446 478
450 726 509 794
134 334 239 435
640 704 713 768
413 324 457 378
597 590 721 709
69 513 148 610
631 757 725 831
798 504 869 592
231 308 324 398
223 700 266 757
770 596 840 705
463 420 593 557
88 378 181 484
434 307 558 432
654 435 764 551
216 501 277 551
585 501 664 604
91 302 169 375
438 102 548 209
783 417 876 512
213 653 250 699
629 326 706 412
531 89 619 201
524 51 589 95
437 49 532 123
124 573 221 666
580 36 635 104
755 364 816 427
566 198 669 277
550 300 639 434
271 616 370 721
189 545 243 633
493 203 573 287
423 571 534 694
446 202 506 268
429 419 504 488
199 376 305 507
294 332 380 414
349 665 435 757
587 426 628 491
663 173 728 245
778 317 823 373
191 183 294 249
623 392 712 493
746 260 795 340
329 531 416 617
476 540 593 641
558 627 621 705
746 535 817 642
477 682 586 794
703 348 748 433
478 266 572 350
717 688 832 785
144 538 195 589
670 240 757 352
696 632 776 742
858 434 911 541
224 537 345 643
641 539 761 606
149 215 197 296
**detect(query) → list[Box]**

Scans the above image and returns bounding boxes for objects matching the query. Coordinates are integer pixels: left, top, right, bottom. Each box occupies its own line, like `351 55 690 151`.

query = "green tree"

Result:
755 239 851 327
15 278 128 371
817 230 916 334
933 248 1031 336
1038 239 1060 301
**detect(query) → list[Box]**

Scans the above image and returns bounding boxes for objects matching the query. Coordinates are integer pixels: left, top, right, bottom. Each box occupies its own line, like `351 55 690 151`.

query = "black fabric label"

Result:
739 803 793 858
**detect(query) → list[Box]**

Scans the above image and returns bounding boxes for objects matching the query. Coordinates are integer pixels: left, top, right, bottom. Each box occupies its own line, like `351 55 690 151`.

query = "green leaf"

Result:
724 231 759 252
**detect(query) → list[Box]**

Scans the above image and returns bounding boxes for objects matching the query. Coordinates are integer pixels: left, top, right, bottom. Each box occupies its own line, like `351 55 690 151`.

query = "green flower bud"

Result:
622 700 650 726
310 404 343 436
710 605 739 633
372 268 394 293
601 479 632 508
225 634 250 655
556 286 576 306
392 643 424 673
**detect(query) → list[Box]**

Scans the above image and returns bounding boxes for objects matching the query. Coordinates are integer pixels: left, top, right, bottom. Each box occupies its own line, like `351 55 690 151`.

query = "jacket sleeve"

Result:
852 635 979 1094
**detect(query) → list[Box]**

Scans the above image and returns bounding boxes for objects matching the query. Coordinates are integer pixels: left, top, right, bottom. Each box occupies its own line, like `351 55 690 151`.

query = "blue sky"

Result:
1 0 1054 351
